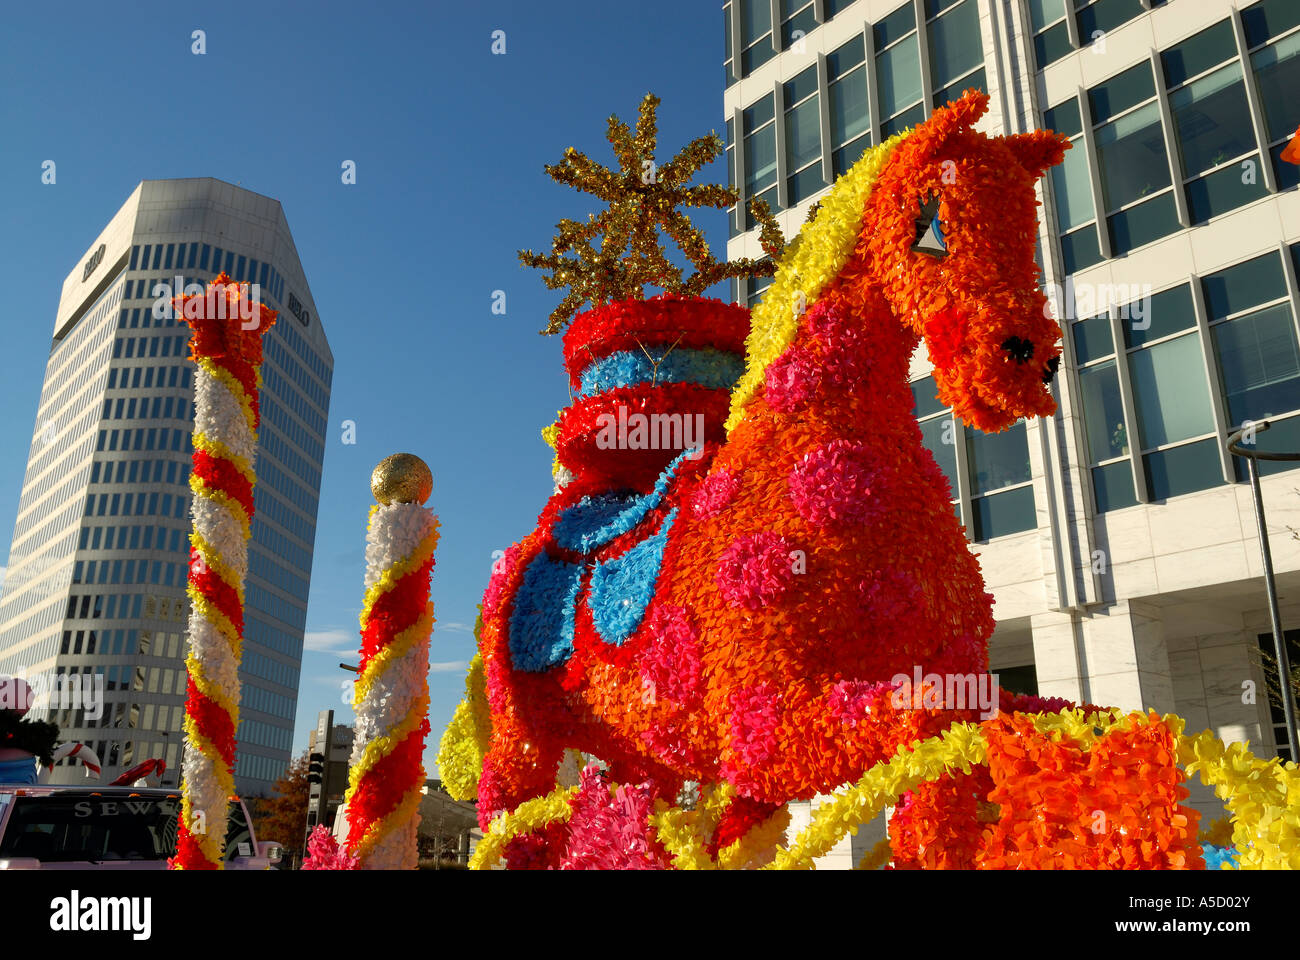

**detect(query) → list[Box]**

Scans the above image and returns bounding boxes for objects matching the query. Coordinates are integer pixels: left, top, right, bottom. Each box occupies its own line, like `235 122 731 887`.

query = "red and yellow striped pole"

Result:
341 454 439 869
171 274 275 870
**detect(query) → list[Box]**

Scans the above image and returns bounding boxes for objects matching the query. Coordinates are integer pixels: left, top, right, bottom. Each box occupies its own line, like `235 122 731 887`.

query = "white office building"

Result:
723 0 1300 863
0 179 333 795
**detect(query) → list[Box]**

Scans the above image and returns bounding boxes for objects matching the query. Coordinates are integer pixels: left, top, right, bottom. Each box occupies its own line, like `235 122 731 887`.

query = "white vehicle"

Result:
0 785 283 870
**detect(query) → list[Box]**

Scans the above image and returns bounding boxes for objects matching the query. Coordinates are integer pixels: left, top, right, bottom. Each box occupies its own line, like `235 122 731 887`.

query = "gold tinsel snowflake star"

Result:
520 93 784 334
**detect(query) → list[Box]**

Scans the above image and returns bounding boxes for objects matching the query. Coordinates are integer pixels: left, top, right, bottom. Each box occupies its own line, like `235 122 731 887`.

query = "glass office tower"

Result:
0 178 333 795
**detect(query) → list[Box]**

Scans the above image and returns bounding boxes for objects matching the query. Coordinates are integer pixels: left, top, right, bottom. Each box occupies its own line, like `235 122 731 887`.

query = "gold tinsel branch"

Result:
519 92 787 334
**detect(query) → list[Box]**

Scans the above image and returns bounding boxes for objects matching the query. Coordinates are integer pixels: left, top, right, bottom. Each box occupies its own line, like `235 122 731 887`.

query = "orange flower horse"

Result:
477 91 1072 866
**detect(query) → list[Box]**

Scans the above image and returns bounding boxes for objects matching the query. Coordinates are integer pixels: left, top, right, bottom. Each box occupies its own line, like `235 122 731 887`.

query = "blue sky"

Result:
0 1 731 774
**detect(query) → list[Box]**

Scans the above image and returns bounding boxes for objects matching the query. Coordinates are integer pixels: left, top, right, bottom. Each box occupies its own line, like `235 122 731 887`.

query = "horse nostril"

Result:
1042 356 1060 384
1001 336 1035 364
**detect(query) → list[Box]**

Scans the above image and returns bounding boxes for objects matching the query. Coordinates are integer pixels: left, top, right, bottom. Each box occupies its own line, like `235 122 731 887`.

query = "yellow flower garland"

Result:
466 708 1300 870
1179 729 1300 870
437 643 492 802
724 132 911 435
469 786 580 870
856 837 893 871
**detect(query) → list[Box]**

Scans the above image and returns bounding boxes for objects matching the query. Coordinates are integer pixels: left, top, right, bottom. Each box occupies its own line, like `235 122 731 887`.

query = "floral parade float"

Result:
438 90 1300 870
172 274 276 870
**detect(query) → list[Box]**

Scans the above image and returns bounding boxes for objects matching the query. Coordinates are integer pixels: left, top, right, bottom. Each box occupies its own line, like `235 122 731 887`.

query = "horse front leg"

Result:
478 710 567 869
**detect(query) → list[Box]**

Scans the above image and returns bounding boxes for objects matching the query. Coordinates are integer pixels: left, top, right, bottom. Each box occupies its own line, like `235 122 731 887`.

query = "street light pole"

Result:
1227 420 1300 762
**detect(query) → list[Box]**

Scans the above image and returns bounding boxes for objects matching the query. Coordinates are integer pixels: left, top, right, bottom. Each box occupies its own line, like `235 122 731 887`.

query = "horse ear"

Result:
924 89 990 142
1000 130 1071 180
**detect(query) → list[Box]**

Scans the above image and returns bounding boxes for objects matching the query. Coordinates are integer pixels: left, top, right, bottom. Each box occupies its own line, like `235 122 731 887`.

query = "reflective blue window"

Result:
927 0 983 92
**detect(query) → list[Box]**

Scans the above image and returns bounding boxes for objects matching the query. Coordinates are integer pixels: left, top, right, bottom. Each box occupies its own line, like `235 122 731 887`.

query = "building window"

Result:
874 5 925 138
828 36 870 177
1089 63 1179 256
780 0 818 51
966 423 1035 541
1255 629 1300 761
739 0 775 76
1244 0 1300 190
725 2 737 88
1076 0 1147 46
783 65 825 203
1030 0 1072 69
1044 98 1103 273
1123 285 1221 500
1073 314 1137 512
743 93 779 224
911 375 1034 539
913 376 960 501
1163 21 1268 224
1202 252 1300 479
726 118 741 239
926 0 985 106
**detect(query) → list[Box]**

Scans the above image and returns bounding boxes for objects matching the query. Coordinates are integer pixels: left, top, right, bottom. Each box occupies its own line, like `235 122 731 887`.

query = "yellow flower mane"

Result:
724 131 912 435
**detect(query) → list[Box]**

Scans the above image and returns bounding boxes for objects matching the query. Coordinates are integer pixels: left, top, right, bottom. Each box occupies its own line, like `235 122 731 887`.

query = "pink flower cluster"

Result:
806 300 872 387
559 763 669 870
482 542 521 618
763 343 822 412
828 678 887 727
690 467 741 521
639 604 702 704
716 531 796 610
788 440 881 526
726 682 780 772
300 824 359 870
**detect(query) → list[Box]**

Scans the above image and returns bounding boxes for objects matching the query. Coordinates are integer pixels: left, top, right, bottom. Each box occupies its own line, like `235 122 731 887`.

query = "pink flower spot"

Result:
559 763 669 870
828 679 885 727
805 300 870 386
764 343 822 412
691 468 740 521
789 440 881 526
482 542 521 618
640 724 698 768
728 683 780 770
716 532 797 610
638 605 702 704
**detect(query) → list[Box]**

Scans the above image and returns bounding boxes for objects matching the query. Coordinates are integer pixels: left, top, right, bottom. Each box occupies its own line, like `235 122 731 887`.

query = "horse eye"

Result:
911 195 947 258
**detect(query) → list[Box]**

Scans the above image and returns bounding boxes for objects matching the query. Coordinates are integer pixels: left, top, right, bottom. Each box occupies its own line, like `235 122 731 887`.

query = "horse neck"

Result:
789 279 922 441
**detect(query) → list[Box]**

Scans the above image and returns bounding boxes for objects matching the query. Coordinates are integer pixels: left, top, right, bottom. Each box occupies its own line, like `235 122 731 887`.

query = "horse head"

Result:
864 89 1069 433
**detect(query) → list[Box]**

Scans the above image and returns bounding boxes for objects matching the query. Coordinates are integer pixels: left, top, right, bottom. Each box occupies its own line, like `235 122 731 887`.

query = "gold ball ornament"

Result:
370 453 433 505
